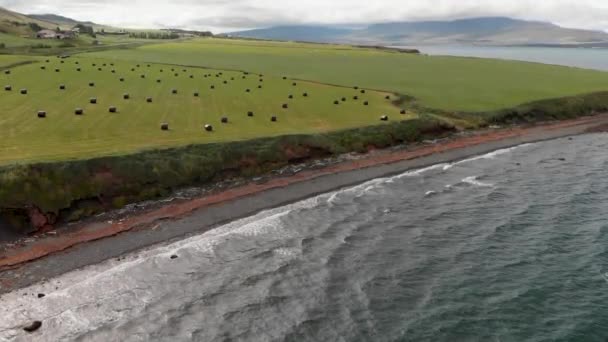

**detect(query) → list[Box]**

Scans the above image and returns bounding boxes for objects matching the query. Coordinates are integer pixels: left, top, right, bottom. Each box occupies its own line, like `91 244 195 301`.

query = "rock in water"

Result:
23 321 42 333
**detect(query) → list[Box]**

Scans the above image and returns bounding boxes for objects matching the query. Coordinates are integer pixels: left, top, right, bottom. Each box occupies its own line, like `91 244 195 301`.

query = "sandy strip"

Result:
1 114 607 292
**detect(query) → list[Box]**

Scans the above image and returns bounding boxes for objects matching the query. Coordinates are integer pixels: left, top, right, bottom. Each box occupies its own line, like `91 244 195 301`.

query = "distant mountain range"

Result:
27 13 97 27
230 17 608 46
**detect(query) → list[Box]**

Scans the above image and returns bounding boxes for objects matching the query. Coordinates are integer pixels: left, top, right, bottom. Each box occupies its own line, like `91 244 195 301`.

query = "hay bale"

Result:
230 77 234 80
282 103 288 109
161 123 169 130
102 63 107 67
171 68 175 72
123 93 130 99
46 59 50 63
221 117 228 123
385 95 391 100
210 85 215 89
354 86 359 90
90 98 97 104
353 96 358 100
247 111 254 117
110 63 114 66
37 111 46 118
146 97 153 103
204 124 213 132
75 108 83 115
59 84 66 90
271 116 277 122
246 89 250 93
183 69 187 72
258 85 263 89
4 70 10 75
174 73 179 77
119 78 124 82
194 92 199 97
363 101 369 106
157 79 161 83
109 106 117 113
89 82 95 87
75 61 79 65
223 80 228 84
147 64 151 67
76 68 81 72
131 68 135 72
361 89 366 94
160 69 164 72
60 61 64 64
190 75 194 79
341 97 346 102
136 64 140 67
303 92 308 97
334 100 339 105
292 82 297 86
111 69 116 73
172 89 178 94
283 76 287 80
98 68 102 71
380 115 389 121
92 63 96 66
55 69 60 73
140 74 146 79
288 94 293 99
242 76 246 79
41 66 46 70
20 89 27 95
4 85 11 91
400 109 406 115
259 79 263 82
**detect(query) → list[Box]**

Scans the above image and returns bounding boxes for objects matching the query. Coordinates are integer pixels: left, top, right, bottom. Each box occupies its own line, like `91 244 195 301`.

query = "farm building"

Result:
36 30 77 40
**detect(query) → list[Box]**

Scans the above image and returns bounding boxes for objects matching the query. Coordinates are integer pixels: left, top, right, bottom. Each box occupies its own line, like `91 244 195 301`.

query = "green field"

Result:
86 39 608 112
0 56 401 164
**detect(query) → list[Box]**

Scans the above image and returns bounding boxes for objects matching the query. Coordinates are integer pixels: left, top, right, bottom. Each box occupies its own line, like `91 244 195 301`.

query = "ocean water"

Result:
3 133 608 341
403 45 608 71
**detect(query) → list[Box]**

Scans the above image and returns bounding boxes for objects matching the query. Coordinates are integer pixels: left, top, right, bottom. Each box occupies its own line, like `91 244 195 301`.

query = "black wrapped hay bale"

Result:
190 75 194 79
353 95 358 100
364 101 369 106
246 89 250 93
292 82 297 86
20 89 27 95
210 85 215 89
247 111 254 117
140 74 146 79
40 66 46 70
333 100 339 105
341 97 346 102
303 92 308 97
59 84 66 90
75 108 84 115
4 85 11 91
4 70 10 75
146 97 153 103
55 69 60 73
258 85 262 89
288 94 293 99
283 76 287 80
76 68 81 72
204 124 213 132
89 82 95 87
157 79 161 83
282 103 288 109
271 116 277 122
161 123 169 131
361 89 366 94
194 92 199 97
123 93 130 100
380 115 389 121
37 111 46 118
400 109 406 114
109 106 117 113
385 95 391 100
172 89 178 94
221 117 228 123
119 77 124 82
90 97 97 104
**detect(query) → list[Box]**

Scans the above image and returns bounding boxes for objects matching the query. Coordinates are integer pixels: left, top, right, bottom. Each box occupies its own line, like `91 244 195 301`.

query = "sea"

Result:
413 45 608 71
2 133 608 341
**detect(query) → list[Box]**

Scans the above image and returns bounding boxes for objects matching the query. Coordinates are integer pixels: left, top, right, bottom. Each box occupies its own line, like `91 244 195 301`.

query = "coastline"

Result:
1 114 608 293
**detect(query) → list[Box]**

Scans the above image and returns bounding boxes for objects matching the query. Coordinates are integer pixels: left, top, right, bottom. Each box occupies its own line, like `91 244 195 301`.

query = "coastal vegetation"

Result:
1 37 608 231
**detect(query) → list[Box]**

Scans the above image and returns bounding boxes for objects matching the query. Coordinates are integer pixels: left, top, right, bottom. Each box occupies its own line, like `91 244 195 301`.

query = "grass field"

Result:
0 56 402 164
85 38 608 112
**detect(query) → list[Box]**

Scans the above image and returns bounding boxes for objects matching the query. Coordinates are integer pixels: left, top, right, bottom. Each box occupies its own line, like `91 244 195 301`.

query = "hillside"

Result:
232 17 608 46
0 7 55 35
28 13 96 27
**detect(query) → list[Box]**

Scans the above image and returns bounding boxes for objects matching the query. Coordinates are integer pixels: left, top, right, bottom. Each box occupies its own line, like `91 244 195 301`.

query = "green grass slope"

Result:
0 57 402 165
86 38 608 112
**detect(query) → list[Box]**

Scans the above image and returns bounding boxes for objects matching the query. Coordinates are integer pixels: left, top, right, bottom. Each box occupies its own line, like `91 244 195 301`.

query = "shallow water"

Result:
3 134 608 341
402 45 608 71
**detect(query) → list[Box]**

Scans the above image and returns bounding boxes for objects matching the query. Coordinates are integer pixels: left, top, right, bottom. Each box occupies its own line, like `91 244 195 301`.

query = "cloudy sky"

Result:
2 0 608 33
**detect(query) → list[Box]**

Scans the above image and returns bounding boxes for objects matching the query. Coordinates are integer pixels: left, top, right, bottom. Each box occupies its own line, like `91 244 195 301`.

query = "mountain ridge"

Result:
230 17 608 46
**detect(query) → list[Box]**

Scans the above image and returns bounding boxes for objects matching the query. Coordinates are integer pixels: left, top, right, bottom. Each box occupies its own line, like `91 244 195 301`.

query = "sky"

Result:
2 0 608 33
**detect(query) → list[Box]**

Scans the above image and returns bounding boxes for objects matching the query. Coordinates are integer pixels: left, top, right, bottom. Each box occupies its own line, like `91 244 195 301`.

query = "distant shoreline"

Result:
2 114 608 293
